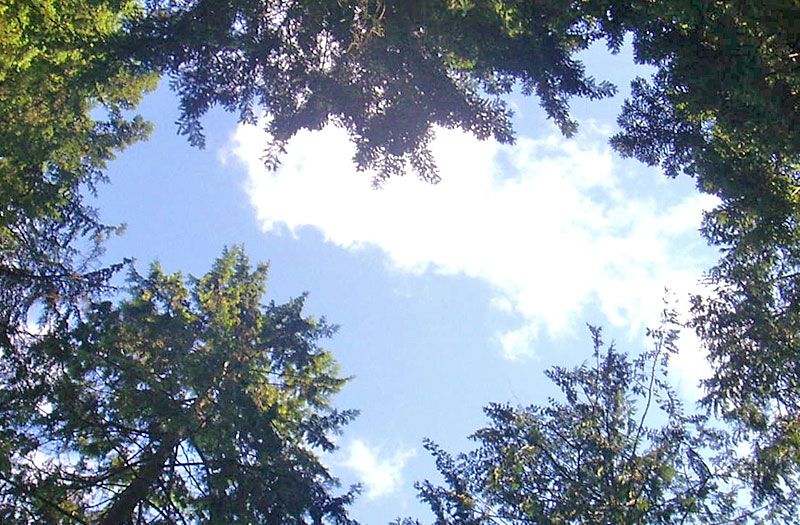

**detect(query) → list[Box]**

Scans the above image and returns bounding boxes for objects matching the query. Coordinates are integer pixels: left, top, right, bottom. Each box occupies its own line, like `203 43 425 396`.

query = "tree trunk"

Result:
98 426 185 525
98 370 223 524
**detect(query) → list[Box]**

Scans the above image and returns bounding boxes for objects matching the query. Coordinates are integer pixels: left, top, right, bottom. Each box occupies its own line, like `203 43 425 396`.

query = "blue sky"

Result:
93 41 721 523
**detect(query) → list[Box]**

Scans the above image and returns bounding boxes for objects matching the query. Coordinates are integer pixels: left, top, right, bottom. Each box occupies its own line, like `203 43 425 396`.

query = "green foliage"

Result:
0 0 156 340
610 1 800 270
0 247 357 523
122 0 622 184
0 0 155 221
605 0 800 498
690 245 800 503
413 321 785 524
6 0 800 518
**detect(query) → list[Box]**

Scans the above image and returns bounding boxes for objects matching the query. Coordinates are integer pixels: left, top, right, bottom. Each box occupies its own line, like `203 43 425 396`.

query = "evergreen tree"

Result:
121 0 624 184
0 248 357 524
0 0 156 342
413 322 790 524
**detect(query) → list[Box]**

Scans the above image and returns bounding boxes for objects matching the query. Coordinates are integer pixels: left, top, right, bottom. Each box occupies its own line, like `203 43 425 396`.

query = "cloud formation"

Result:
229 123 718 363
336 439 417 500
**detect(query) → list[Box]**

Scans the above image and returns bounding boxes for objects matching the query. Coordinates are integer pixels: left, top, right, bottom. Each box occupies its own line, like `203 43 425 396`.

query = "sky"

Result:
94 41 721 523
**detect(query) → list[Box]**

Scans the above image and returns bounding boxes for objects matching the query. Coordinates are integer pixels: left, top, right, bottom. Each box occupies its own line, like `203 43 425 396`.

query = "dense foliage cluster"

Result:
118 0 627 184
0 0 156 343
0 248 357 523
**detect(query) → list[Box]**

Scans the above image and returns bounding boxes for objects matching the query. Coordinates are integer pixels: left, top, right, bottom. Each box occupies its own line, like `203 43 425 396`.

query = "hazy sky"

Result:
95 40 720 523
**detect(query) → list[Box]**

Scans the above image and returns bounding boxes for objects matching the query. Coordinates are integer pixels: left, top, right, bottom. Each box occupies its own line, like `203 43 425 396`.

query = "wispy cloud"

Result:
229 123 718 364
334 439 417 500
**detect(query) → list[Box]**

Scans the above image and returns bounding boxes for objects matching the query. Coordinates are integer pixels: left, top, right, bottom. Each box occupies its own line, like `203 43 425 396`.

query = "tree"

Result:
605 1 800 499
612 0 800 221
0 0 156 211
0 0 157 344
0 247 358 524
117 1 799 194
412 321 792 524
9 0 800 504
121 0 624 184
690 244 800 504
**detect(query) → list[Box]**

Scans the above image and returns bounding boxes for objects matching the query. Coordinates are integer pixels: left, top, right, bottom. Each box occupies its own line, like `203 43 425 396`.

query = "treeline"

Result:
2 0 800 522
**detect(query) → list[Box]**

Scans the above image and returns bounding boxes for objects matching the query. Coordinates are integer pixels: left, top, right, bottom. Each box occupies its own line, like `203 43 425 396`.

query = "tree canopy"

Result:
5 0 800 521
412 323 795 524
0 0 156 344
0 247 357 524
111 0 800 195
607 1 800 495
119 0 626 184
111 0 800 489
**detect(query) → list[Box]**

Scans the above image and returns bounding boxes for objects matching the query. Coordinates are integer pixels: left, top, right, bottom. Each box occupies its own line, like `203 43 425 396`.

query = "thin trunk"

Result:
98 426 186 525
98 362 228 523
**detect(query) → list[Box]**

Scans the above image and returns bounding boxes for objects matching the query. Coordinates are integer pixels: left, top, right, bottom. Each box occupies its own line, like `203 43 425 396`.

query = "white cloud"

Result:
336 439 417 500
670 325 712 401
665 289 715 402
229 123 719 362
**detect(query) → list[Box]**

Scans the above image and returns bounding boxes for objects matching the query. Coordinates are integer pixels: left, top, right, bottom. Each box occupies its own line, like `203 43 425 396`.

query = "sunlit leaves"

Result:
0 0 156 342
